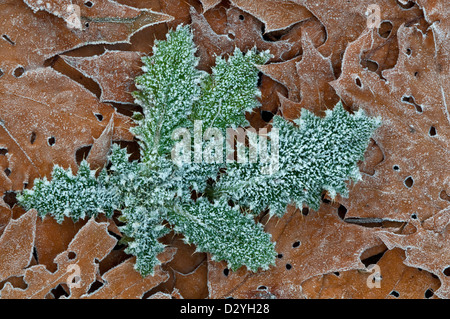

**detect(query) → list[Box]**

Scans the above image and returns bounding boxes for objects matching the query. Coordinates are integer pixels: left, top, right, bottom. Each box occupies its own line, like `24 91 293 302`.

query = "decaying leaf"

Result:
230 0 313 33
207 204 386 298
86 113 115 171
331 25 449 222
199 0 221 12
82 247 177 299
0 67 133 183
61 50 143 104
0 217 116 298
259 31 339 117
0 209 37 283
172 261 209 299
190 5 305 70
0 0 172 72
301 248 441 299
296 0 425 73
378 212 450 299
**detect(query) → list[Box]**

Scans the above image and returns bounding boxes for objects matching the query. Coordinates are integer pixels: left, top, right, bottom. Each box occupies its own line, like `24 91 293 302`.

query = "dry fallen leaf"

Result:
230 0 313 33
0 209 37 283
259 31 339 118
0 217 116 298
301 248 441 299
207 204 386 298
82 247 177 299
1 0 172 72
331 25 449 222
61 50 143 104
0 67 133 184
378 211 450 299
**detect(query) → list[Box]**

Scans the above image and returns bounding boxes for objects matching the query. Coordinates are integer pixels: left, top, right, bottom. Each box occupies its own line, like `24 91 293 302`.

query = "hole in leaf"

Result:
84 1 93 7
411 213 417 219
50 284 70 299
397 0 415 9
429 126 437 136
439 190 450 202
67 251 77 260
32 246 39 263
2 34 15 46
277 253 283 259
401 95 422 113
292 241 301 248
0 148 8 155
257 285 267 290
404 176 414 188
425 288 434 299
87 280 104 294
239 14 245 20
30 132 36 144
338 205 347 220
334 272 340 276
361 59 379 72
75 145 92 165
355 77 362 88
3 191 17 209
0 69 3 78
390 290 400 298
393 165 400 171
94 113 104 121
378 21 393 38
261 110 274 122
13 66 25 78
285 263 292 270
414 71 419 77
4 168 11 177
223 268 229 277
301 207 309 216
443 267 450 276
360 250 387 267
47 136 56 146
85 22 90 28
405 48 412 56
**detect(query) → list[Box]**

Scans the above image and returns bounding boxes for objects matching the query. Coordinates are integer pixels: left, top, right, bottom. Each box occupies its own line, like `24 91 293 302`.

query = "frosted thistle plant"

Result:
18 160 119 224
215 102 381 216
17 24 380 277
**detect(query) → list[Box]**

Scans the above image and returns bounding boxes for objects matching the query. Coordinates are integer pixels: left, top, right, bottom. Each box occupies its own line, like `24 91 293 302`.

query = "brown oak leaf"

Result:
0 217 116 298
207 204 385 298
259 31 339 117
301 248 441 299
230 0 313 33
0 67 133 187
331 25 450 222
0 0 172 72
0 209 37 283
82 247 176 299
293 0 425 73
377 212 450 299
61 50 143 104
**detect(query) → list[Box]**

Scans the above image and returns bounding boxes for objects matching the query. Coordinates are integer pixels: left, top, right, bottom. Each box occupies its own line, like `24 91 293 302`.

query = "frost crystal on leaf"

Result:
216 101 381 216
18 160 119 223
